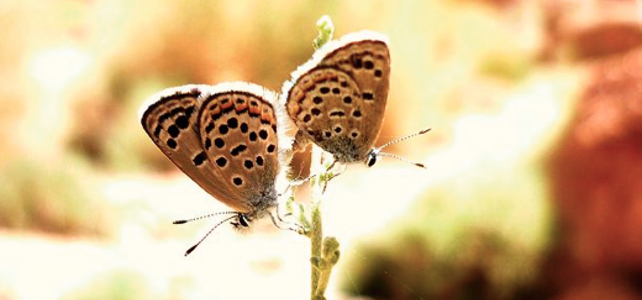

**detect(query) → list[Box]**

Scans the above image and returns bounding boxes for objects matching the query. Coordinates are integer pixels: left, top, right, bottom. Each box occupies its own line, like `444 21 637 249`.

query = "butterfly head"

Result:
231 212 251 229
366 148 380 167
361 128 433 169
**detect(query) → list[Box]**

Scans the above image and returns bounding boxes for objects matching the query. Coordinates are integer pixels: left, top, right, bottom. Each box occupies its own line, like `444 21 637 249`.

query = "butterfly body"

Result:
140 83 283 225
283 31 391 165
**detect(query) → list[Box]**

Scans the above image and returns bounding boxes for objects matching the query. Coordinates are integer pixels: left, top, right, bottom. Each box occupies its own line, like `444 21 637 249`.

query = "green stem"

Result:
308 146 341 300
309 145 325 299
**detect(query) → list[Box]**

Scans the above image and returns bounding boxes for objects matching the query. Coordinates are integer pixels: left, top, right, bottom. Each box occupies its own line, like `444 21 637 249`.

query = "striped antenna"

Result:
377 151 426 169
368 128 431 169
183 214 240 256
377 128 431 150
173 211 240 224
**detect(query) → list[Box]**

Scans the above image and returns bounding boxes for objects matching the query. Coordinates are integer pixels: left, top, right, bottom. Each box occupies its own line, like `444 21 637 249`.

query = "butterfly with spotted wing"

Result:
282 30 430 169
140 82 294 255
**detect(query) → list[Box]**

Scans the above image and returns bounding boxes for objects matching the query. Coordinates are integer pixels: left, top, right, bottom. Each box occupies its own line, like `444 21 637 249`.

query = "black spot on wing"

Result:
175 115 189 129
167 139 177 149
216 157 227 167
192 152 207 166
227 117 238 129
230 144 248 156
214 138 225 149
259 129 268 140
168 125 179 138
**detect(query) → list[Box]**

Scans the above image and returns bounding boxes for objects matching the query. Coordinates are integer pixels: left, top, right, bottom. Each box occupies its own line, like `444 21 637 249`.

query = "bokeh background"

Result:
2 0 642 299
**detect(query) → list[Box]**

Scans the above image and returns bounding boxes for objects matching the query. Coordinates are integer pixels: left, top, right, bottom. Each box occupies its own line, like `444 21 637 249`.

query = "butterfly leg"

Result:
269 210 307 234
325 157 338 172
321 172 343 194
321 159 346 194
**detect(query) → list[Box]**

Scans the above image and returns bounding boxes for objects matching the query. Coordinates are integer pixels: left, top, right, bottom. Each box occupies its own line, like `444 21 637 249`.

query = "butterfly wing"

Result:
283 31 390 163
139 84 244 212
197 83 280 211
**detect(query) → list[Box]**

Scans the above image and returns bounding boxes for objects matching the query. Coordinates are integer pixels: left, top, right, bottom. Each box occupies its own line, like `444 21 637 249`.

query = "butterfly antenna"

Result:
184 214 239 256
173 211 239 224
377 128 432 150
377 151 427 169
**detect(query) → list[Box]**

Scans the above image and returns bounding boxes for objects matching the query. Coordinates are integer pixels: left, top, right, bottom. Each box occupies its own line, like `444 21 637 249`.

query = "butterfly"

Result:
139 82 293 255
282 30 430 168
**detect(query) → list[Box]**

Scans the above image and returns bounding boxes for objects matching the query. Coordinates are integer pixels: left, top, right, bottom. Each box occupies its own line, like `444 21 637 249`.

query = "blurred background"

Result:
1 0 642 299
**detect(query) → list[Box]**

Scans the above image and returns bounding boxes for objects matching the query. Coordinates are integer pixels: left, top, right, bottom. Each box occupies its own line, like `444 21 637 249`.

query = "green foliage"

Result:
342 163 553 300
313 15 334 50
103 77 180 172
479 52 534 82
0 157 113 236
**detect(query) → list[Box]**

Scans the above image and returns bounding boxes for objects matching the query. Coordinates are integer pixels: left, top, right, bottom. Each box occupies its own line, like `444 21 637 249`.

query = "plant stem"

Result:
309 145 325 299
316 236 340 298
308 146 340 300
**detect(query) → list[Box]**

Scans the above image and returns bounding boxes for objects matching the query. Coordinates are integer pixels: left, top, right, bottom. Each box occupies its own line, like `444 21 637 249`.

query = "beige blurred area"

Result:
2 0 642 299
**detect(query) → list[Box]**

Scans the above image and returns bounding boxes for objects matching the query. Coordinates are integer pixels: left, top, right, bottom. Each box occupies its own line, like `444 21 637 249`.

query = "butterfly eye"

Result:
238 214 250 227
366 151 378 167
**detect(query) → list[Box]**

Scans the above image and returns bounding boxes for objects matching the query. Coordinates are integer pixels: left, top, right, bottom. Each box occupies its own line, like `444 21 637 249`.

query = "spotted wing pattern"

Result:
283 31 390 163
198 84 280 211
140 84 279 213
